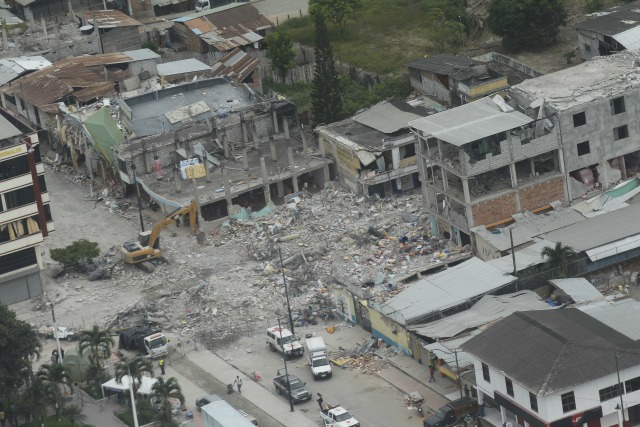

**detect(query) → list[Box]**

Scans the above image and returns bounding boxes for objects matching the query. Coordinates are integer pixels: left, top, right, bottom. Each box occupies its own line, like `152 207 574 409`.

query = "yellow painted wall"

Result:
468 78 509 97
369 307 411 355
321 137 359 177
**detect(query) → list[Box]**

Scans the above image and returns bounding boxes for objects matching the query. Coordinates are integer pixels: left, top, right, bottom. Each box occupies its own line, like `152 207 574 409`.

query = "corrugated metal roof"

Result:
11 56 50 70
575 3 640 35
123 49 160 61
612 25 640 49
379 257 516 325
65 53 132 67
411 291 550 339
424 340 476 369
539 203 640 252
353 100 424 134
157 58 210 76
185 16 216 34
0 56 51 85
409 97 532 147
211 48 260 83
573 177 640 217
577 296 640 340
486 240 551 274
0 60 21 85
0 8 22 24
407 54 484 76
586 233 640 261
550 278 604 303
462 309 640 395
87 10 142 28
0 113 22 139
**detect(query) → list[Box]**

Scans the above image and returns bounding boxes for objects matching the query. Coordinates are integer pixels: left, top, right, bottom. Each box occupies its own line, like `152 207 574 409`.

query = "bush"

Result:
50 240 100 267
585 0 603 13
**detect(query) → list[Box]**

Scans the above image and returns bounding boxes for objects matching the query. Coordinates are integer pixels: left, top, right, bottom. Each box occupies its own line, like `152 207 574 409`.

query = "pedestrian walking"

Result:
464 384 470 397
233 376 243 394
428 364 436 383
317 393 324 410
159 358 165 375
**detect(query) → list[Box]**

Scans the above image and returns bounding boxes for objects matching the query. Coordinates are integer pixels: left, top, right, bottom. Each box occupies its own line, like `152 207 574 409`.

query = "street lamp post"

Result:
48 302 63 364
127 362 140 427
615 353 626 427
278 248 295 335
278 317 295 412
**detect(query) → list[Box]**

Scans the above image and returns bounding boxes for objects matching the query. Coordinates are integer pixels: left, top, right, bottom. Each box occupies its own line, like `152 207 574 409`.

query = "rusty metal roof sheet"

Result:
185 16 215 34
66 53 133 67
211 48 260 82
200 26 262 51
203 3 273 31
87 10 142 28
3 61 114 107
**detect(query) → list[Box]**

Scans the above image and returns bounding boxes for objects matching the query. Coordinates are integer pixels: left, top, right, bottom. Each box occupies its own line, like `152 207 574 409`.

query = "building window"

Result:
482 362 490 383
599 384 623 402
505 378 514 397
611 97 626 115
626 376 640 392
614 125 629 141
561 391 576 413
530 392 538 412
577 141 590 156
585 44 591 54
573 112 586 127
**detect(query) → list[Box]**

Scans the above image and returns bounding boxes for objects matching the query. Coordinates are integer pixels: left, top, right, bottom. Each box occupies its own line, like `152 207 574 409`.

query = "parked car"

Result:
424 397 478 427
272 374 312 403
195 394 222 411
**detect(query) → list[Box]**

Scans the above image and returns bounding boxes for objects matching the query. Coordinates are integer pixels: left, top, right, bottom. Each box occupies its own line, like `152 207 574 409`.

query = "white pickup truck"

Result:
320 405 360 427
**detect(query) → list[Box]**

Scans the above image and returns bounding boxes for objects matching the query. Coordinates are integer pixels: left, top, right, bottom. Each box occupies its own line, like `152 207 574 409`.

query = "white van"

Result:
195 0 210 12
306 337 332 379
266 326 304 358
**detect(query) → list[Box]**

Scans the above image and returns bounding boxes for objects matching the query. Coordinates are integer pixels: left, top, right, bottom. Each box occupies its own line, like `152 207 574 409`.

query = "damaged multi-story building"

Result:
411 96 565 246
510 50 640 200
112 77 330 220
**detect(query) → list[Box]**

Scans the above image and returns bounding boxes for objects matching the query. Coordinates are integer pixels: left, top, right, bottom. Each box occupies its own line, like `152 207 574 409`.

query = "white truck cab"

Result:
320 405 360 427
144 333 168 358
306 337 332 379
195 0 210 12
267 326 304 358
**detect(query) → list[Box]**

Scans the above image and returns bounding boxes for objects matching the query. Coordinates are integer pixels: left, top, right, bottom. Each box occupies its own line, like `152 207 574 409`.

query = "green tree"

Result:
114 356 155 394
311 12 343 126
78 325 114 370
62 404 87 426
487 0 568 51
541 242 576 277
310 0 365 37
50 239 100 267
37 363 73 420
0 304 41 401
26 377 57 425
151 377 185 424
427 9 465 53
265 28 296 84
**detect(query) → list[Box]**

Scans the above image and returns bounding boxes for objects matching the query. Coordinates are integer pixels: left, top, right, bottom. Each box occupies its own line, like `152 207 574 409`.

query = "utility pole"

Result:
278 317 295 412
127 361 140 427
49 302 63 364
278 248 295 335
509 227 517 276
615 353 626 427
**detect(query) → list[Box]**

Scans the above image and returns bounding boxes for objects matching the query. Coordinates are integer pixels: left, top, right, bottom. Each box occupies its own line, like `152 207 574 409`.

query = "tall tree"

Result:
310 0 364 37
311 11 343 127
427 9 465 53
151 377 185 424
77 325 114 370
37 363 73 420
0 304 41 400
114 356 155 394
541 242 576 277
265 28 296 84
487 0 567 51
25 377 56 425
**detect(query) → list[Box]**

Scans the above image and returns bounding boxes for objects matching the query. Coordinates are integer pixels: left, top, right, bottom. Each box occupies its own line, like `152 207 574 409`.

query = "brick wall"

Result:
519 177 566 212
471 193 517 227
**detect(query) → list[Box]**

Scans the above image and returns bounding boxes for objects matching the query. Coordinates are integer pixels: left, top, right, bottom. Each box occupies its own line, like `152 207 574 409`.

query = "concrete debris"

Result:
330 353 389 375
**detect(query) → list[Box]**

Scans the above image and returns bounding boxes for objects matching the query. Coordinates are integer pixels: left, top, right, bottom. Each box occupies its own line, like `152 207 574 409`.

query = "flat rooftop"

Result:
512 50 640 112
121 78 255 137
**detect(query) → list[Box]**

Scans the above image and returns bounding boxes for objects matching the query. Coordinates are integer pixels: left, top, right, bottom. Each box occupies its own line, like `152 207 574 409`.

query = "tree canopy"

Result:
78 325 114 370
541 242 575 277
310 0 365 37
311 12 343 126
427 9 465 53
50 239 100 266
0 303 40 399
265 28 296 84
487 0 567 51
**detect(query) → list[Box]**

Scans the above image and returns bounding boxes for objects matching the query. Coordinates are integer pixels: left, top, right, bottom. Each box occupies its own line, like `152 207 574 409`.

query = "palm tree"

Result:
77 325 114 370
37 363 74 420
114 356 154 394
61 404 87 426
26 377 56 425
151 377 185 424
541 242 576 277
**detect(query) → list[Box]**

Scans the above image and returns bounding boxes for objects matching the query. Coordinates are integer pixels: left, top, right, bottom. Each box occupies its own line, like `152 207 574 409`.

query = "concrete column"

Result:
441 169 449 192
509 163 518 188
222 134 229 159
283 117 290 141
2 26 8 50
288 147 298 193
477 390 485 417
253 122 260 150
260 157 271 204
270 137 277 162
276 180 285 198
500 406 507 425
524 421 530 427
600 160 610 190
319 137 326 156
241 119 249 144
174 167 182 192
272 108 279 133
287 147 296 169
515 192 521 212
529 158 536 177
242 148 249 170
292 175 299 193
392 147 401 192
462 178 471 204
41 18 48 45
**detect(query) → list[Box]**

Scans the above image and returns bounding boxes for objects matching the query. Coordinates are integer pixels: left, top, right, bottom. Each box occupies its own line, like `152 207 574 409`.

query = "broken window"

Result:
611 97 626 115
577 141 590 156
3 185 36 210
0 155 29 180
464 132 505 162
573 112 586 127
614 124 629 141
0 216 40 244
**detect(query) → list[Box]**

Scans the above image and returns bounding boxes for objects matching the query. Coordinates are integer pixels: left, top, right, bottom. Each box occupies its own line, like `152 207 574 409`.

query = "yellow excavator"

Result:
121 199 198 273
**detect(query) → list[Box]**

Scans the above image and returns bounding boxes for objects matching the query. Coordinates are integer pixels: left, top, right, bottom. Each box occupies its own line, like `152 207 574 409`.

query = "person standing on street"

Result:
234 376 243 394
159 358 165 375
317 393 324 410
429 364 436 383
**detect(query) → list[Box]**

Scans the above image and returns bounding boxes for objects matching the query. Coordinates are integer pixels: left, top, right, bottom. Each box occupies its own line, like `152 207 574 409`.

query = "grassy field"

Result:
283 0 467 74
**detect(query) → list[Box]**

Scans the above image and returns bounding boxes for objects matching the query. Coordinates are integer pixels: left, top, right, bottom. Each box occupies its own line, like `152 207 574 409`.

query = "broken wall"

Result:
472 192 517 227
519 177 565 211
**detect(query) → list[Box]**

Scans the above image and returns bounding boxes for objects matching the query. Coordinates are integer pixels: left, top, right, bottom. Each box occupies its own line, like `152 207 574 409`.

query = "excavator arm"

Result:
146 199 198 249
